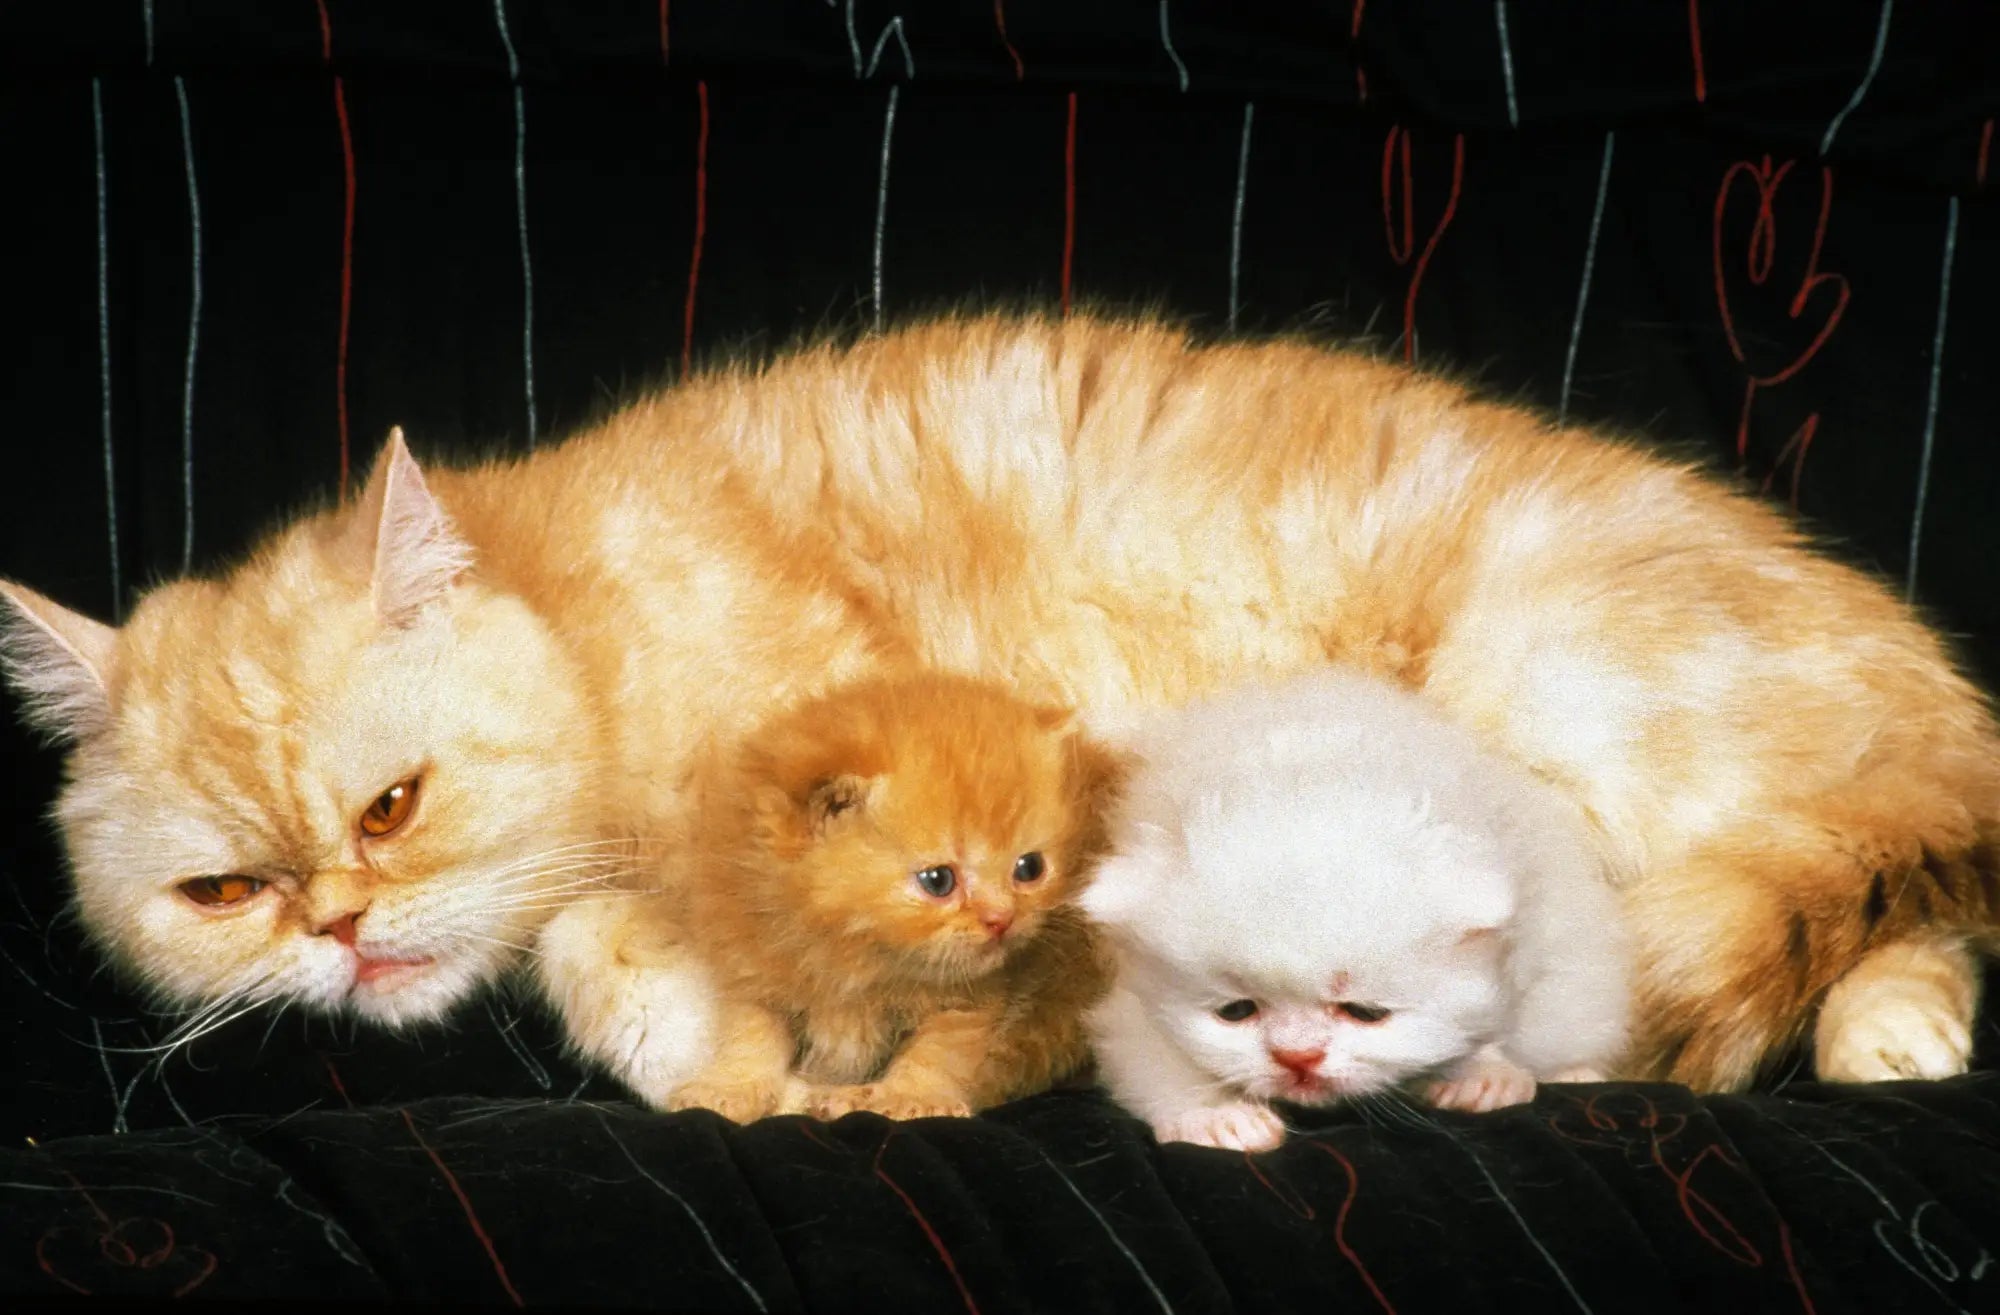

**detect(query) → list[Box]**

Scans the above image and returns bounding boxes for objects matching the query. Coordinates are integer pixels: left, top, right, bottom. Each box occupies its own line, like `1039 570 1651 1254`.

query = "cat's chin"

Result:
341 955 478 1029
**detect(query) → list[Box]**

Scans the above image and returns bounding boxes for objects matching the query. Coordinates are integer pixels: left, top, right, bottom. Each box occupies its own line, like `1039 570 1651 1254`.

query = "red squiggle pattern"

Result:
1381 126 1465 365
873 1134 982 1315
658 0 670 65
400 1107 524 1307
35 1167 216 1297
1688 0 1707 102
1547 1094 1818 1314
1978 119 1992 187
1712 157 1847 505
1351 0 1367 101
682 80 709 375
1061 91 1077 316
1303 1142 1399 1314
322 1055 356 1109
994 1 1024 81
315 0 356 499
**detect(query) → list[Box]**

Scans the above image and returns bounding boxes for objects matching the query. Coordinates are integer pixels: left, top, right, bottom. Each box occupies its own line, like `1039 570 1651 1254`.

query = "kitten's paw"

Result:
666 1078 784 1124
1425 1054 1538 1112
1542 1065 1607 1085
809 1082 972 1122
1153 1102 1286 1152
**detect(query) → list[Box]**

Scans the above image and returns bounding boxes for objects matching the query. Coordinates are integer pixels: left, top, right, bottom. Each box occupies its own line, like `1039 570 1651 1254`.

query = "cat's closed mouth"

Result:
352 955 434 988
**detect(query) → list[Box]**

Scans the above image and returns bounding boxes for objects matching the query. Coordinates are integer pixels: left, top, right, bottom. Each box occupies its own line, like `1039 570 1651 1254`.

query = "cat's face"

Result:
1 435 607 1031
1082 780 1514 1103
733 673 1098 981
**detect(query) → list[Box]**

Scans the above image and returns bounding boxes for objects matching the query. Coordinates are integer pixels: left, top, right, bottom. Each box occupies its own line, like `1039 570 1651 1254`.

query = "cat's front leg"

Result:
667 999 796 1123
536 894 717 1106
1422 1044 1538 1112
1088 980 1287 1152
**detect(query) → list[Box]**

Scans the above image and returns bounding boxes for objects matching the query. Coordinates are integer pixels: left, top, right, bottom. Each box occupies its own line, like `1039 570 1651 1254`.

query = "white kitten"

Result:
1079 668 1630 1151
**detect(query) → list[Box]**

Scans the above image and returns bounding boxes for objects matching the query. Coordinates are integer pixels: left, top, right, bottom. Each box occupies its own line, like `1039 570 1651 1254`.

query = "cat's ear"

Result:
0 581 118 744
347 427 473 627
805 774 869 834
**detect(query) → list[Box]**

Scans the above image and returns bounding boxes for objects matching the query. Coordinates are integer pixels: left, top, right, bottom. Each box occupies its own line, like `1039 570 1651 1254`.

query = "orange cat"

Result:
665 672 1114 1121
2 312 1996 1106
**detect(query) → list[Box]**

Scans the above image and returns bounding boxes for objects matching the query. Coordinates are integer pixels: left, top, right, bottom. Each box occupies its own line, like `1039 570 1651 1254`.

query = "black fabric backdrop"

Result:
3 3 2000 1310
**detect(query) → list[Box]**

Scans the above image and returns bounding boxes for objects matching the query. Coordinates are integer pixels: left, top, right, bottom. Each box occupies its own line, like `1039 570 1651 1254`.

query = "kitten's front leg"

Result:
809 1008 985 1121
1422 1044 1538 1112
1088 981 1286 1152
668 999 796 1123
536 894 717 1107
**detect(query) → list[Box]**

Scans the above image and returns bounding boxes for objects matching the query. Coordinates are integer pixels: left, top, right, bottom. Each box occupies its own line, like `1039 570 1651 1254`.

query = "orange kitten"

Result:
666 672 1114 1121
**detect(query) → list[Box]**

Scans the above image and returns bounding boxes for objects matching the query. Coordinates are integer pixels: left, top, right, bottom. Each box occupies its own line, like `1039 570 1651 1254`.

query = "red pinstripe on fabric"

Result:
314 0 357 498
683 80 709 374
1061 91 1077 315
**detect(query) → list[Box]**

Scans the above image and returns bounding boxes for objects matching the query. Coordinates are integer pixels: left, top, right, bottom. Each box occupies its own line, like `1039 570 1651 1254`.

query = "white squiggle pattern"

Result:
1229 102 1254 331
1558 131 1615 425
493 0 538 446
1495 1 1519 127
1905 194 1957 603
92 79 120 617
592 1109 769 1312
173 76 202 573
1821 0 1894 155
872 85 901 331
1158 0 1189 92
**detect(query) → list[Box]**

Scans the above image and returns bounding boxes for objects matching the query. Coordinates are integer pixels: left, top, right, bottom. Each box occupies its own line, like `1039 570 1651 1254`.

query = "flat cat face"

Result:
1084 777 1515 1103
724 673 1099 981
0 436 606 1031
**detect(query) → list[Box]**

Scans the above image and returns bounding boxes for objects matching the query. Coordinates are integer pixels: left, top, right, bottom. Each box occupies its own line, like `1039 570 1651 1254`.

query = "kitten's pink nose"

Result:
978 908 1014 940
1270 1047 1325 1079
315 912 361 946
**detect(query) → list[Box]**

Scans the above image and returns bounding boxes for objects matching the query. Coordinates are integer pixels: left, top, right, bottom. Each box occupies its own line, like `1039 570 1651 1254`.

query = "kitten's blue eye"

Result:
1215 999 1259 1022
1335 1002 1391 1024
1013 852 1046 883
914 865 957 898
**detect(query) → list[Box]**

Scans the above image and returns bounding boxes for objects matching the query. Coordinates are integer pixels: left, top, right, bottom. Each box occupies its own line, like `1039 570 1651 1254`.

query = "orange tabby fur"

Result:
665 673 1114 1121
5 311 1998 1099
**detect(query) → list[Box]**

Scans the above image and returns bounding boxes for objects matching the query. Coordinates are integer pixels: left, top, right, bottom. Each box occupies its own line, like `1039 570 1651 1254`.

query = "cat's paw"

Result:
1816 981 1973 1082
1425 1054 1538 1112
1541 1065 1607 1085
1153 1102 1286 1152
1815 937 1976 1083
809 1082 972 1122
666 1078 785 1124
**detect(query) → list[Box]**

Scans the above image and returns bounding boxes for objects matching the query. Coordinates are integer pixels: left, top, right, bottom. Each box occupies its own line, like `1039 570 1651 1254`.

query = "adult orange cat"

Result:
2 312 1994 1102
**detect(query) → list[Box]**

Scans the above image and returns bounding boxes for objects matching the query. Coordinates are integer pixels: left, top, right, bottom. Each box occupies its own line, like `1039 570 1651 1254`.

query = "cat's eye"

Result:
1215 999 1259 1022
913 864 957 898
1012 852 1046 883
360 777 420 838
1335 1002 1391 1024
179 876 267 907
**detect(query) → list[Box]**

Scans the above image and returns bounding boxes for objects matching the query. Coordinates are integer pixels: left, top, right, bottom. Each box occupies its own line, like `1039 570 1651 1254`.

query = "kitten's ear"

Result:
1032 704 1077 736
0 581 118 744
805 774 869 834
1449 868 1515 941
1076 846 1162 929
347 427 473 627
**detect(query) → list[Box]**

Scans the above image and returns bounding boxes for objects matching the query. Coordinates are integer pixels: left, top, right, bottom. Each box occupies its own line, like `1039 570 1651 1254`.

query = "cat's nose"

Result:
977 908 1014 940
1270 1046 1325 1078
314 911 362 946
